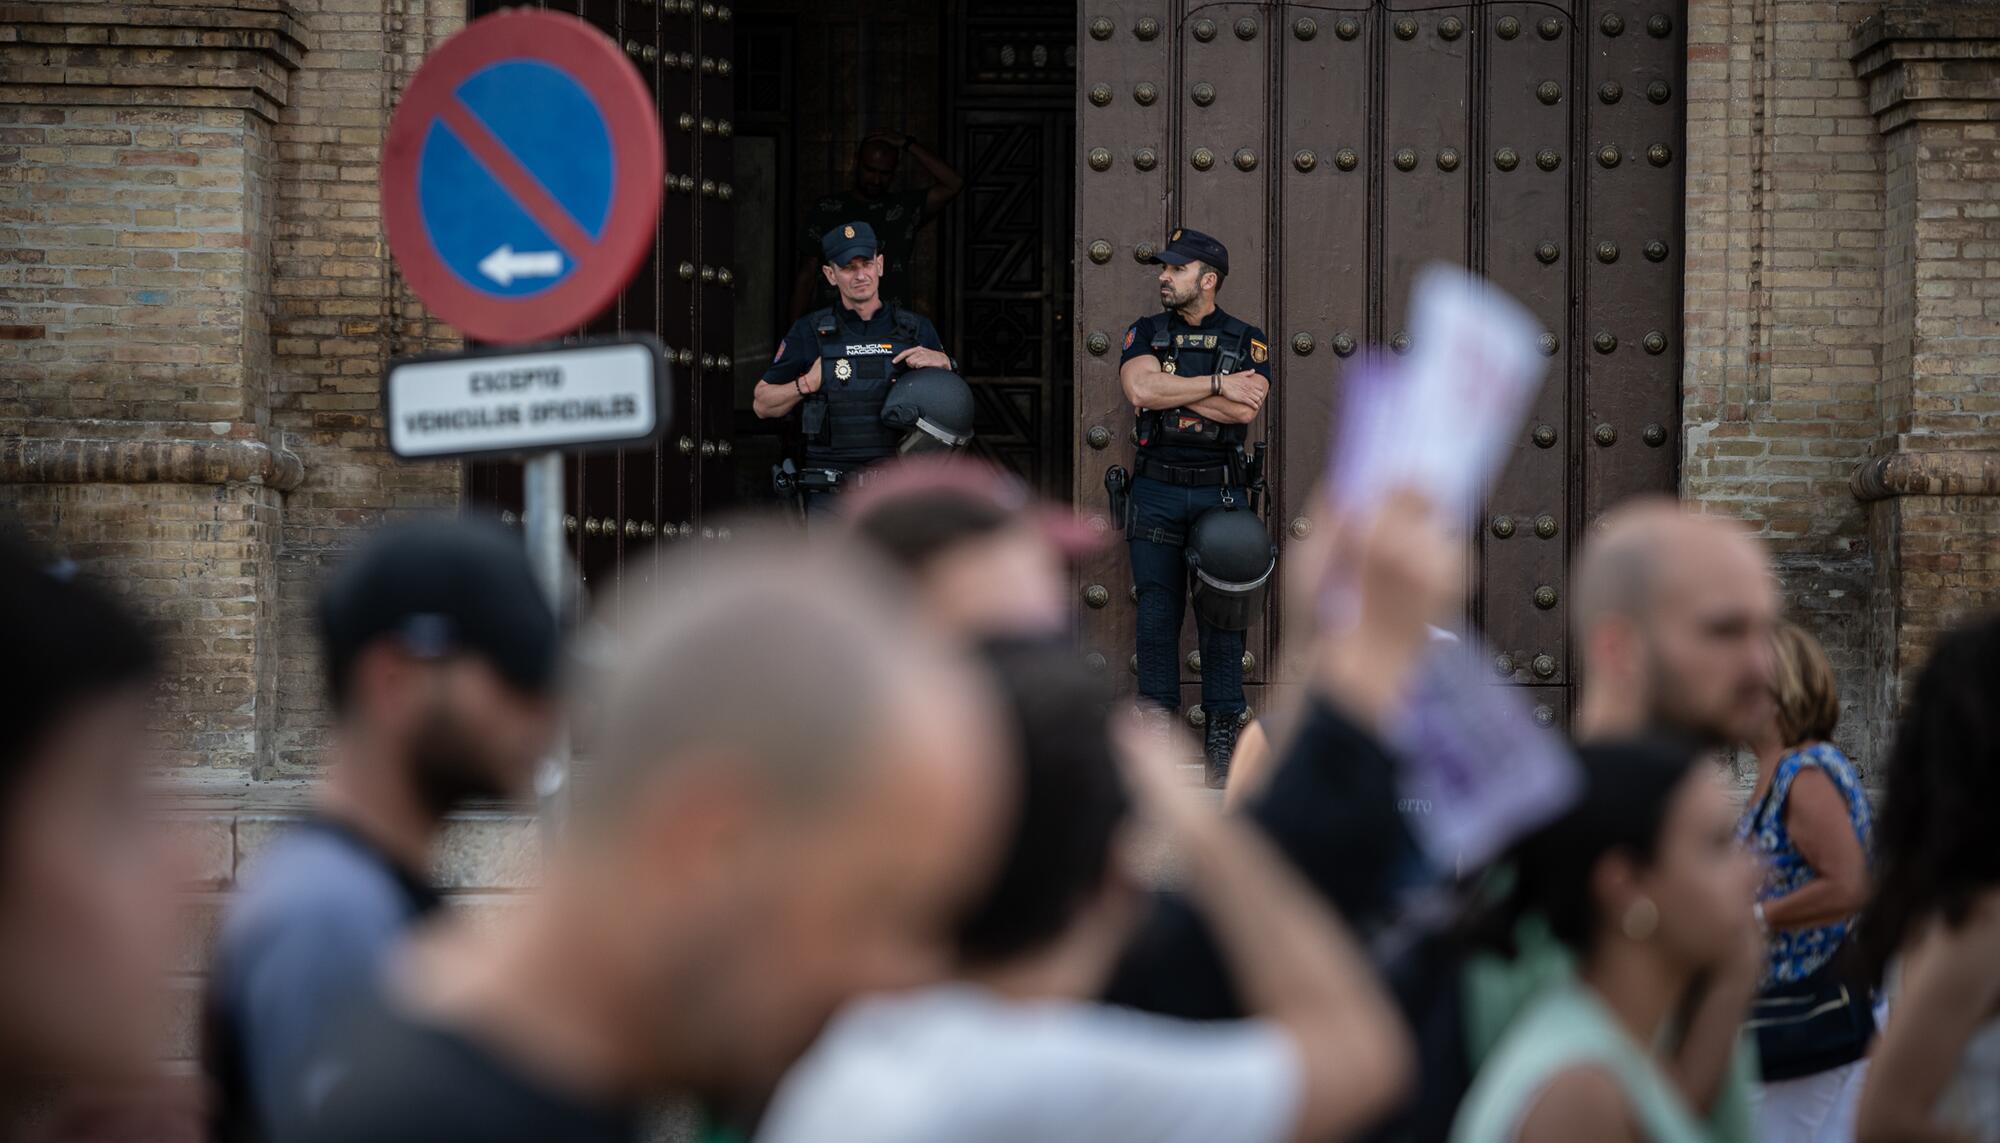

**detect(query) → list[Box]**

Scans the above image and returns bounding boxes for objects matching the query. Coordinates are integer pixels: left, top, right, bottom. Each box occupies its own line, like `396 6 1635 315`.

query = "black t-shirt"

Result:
1118 307 1272 466
295 998 637 1143
206 817 445 1143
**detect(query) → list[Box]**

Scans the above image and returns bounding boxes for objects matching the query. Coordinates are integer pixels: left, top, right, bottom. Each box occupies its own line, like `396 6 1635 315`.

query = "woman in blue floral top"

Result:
1739 622 1873 1142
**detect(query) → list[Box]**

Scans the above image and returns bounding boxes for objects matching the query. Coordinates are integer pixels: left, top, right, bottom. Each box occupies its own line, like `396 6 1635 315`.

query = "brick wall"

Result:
1687 0 2000 768
0 104 270 425
1685 0 1891 766
1850 4 2000 730
1 1 311 777
266 0 463 775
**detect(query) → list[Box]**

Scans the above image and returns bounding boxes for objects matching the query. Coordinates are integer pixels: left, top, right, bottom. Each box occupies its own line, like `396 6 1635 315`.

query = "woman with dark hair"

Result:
1855 615 2000 1143
1451 740 1764 1143
0 531 187 1134
1739 622 1874 1140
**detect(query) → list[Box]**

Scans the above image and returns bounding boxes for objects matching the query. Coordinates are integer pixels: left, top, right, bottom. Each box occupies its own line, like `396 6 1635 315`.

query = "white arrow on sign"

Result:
478 245 564 287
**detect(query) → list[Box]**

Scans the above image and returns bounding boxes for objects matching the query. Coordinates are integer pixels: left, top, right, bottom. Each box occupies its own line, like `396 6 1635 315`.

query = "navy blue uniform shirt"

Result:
763 300 946 388
1118 307 1272 466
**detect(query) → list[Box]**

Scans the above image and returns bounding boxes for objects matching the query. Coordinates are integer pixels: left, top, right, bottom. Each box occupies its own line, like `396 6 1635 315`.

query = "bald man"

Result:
294 534 1010 1143
1571 498 1780 745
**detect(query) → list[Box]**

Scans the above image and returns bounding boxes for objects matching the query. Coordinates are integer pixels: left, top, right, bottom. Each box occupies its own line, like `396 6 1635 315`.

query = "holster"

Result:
772 459 804 517
1105 465 1131 535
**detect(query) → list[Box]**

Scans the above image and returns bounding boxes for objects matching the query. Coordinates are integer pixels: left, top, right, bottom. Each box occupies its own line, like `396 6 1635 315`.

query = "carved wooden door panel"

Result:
948 1 1078 497
1073 1 1686 723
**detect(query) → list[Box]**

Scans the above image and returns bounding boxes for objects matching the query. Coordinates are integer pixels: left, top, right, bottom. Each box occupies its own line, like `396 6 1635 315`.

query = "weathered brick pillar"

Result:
1850 3 2000 719
0 1 308 775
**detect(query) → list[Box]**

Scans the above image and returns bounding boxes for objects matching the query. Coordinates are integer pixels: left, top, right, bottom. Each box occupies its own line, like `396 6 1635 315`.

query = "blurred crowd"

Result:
1 461 1996 1143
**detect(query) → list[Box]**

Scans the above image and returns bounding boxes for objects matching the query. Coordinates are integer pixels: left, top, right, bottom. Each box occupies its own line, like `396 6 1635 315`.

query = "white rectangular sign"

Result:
384 336 667 460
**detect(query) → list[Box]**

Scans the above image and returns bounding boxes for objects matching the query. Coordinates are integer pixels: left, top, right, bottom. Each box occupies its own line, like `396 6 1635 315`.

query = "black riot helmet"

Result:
1185 508 1278 632
881 367 976 454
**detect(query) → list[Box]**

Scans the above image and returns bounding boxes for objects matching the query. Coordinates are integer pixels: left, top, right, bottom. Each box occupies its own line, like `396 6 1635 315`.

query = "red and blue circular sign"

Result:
382 9 664 344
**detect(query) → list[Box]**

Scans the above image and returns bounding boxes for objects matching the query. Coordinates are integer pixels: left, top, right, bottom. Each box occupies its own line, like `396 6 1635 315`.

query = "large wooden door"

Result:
1072 1 1686 723
464 0 737 621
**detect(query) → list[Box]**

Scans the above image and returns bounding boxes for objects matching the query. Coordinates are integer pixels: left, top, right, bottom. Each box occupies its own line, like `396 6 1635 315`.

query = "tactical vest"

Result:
804 305 924 465
1135 312 1254 458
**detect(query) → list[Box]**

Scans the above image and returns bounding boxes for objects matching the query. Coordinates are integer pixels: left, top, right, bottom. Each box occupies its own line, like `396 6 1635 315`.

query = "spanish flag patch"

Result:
1250 338 1269 364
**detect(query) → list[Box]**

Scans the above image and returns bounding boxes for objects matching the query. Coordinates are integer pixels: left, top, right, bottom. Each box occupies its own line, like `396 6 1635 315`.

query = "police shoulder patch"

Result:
1250 338 1269 364
1123 326 1137 351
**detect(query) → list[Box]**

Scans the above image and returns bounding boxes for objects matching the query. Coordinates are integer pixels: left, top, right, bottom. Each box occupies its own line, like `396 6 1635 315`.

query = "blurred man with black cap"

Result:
204 518 562 1143
755 220 957 519
1116 227 1272 787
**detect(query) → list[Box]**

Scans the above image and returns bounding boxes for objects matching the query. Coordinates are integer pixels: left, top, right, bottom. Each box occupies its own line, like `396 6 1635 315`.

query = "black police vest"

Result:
1134 312 1254 459
806 305 924 465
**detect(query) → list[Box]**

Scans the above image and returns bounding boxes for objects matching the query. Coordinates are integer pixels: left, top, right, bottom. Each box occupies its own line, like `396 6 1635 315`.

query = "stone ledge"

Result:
0 1 310 122
1852 449 2000 501
153 773 553 891
1851 4 2000 130
0 436 305 492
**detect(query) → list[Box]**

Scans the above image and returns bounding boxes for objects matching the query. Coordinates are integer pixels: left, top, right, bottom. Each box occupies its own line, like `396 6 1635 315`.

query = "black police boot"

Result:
1203 715 1241 790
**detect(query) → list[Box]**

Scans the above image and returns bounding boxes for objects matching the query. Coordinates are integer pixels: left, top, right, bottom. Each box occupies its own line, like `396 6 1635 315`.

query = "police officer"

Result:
1116 228 1272 787
755 221 955 518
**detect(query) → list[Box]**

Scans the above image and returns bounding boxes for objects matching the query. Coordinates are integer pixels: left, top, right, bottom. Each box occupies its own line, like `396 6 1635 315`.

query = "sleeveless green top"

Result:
1451 918 1757 1143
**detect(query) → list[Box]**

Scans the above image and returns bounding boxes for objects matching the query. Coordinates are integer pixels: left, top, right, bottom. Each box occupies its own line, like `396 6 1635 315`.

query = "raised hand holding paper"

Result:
1317 265 1577 874
1326 263 1547 523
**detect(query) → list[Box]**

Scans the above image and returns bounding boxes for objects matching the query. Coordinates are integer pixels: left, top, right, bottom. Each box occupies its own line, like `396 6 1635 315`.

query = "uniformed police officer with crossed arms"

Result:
1117 228 1272 787
755 221 955 517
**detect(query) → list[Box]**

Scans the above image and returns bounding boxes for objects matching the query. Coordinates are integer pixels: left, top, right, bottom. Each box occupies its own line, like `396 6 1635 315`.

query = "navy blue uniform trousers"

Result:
1127 472 1247 720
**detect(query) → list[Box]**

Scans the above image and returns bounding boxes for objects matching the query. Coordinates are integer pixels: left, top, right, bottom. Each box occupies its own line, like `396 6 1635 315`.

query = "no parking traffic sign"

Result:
381 8 664 343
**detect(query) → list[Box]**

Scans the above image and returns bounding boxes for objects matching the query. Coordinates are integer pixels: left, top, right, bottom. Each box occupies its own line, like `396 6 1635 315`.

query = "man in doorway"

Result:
1116 227 1273 788
205 519 563 1143
789 133 965 318
1571 498 1781 745
754 221 956 519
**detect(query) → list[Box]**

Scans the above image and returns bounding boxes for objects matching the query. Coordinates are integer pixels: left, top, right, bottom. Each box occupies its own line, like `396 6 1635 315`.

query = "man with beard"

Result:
1117 227 1272 787
1571 498 1780 745
204 519 562 1142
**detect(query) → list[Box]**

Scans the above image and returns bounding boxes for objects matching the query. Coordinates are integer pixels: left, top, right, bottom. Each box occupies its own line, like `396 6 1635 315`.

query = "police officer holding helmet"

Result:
755 221 969 518
1115 227 1275 787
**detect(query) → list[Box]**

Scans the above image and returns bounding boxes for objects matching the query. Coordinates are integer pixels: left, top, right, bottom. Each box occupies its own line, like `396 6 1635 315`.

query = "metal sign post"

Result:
523 451 570 838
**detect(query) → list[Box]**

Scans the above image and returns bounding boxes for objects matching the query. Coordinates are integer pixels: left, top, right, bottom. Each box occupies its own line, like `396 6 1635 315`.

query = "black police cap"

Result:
822 221 881 267
1143 227 1229 277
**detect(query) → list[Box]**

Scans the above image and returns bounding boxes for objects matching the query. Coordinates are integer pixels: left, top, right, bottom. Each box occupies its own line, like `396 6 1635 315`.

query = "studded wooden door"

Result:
463 0 738 622
1072 1 1685 723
